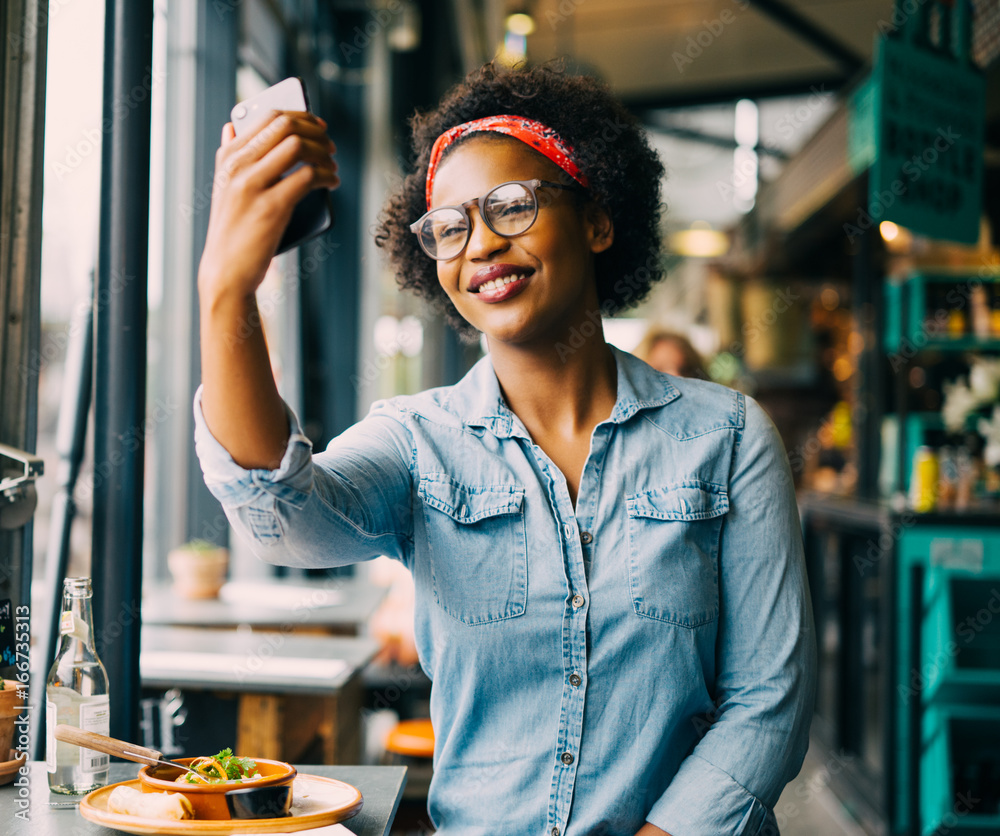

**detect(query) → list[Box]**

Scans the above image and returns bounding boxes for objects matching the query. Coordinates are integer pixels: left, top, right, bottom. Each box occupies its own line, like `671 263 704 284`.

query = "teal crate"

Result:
921 704 1000 834
922 570 1000 704
896 528 1000 834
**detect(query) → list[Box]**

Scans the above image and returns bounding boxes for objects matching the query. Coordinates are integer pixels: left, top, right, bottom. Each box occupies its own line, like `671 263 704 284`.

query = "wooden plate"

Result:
79 773 363 834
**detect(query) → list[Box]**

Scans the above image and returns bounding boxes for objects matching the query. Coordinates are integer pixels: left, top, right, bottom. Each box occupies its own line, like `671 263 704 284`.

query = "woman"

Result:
195 63 816 836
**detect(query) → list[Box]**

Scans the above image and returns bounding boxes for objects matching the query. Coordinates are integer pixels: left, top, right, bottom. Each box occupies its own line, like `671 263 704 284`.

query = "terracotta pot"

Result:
167 546 229 600
0 680 21 765
0 750 27 787
138 757 295 820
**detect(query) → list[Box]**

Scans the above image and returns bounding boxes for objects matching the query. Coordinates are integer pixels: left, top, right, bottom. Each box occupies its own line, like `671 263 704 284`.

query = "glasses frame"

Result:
409 178 585 262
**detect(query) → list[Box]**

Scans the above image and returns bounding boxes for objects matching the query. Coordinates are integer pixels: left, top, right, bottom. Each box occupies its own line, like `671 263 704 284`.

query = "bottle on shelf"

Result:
909 445 939 513
947 306 967 339
954 446 975 512
45 577 110 795
971 285 991 339
937 446 958 511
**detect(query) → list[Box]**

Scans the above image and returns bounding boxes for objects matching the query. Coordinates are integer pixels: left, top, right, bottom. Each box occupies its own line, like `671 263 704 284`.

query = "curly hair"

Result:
374 62 666 340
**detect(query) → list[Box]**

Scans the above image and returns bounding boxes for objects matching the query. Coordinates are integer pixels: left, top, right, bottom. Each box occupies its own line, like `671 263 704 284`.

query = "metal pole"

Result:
92 0 153 743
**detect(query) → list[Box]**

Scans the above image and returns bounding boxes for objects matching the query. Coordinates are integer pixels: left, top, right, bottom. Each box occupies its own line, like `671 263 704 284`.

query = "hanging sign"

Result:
869 2 984 244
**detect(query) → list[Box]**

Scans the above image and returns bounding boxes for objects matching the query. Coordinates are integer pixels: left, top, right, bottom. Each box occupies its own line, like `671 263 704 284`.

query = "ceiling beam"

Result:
622 72 851 111
746 0 867 74
641 120 790 159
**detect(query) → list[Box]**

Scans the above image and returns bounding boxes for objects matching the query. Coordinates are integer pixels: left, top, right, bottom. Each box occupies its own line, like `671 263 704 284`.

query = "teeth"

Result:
477 274 525 293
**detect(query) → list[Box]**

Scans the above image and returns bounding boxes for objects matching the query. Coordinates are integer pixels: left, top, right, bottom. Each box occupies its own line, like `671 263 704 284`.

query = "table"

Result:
140 626 381 764
141 577 386 636
4 762 406 836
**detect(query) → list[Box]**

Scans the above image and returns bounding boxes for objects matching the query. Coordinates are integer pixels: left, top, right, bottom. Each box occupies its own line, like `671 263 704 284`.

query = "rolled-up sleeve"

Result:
193 386 415 567
647 396 817 835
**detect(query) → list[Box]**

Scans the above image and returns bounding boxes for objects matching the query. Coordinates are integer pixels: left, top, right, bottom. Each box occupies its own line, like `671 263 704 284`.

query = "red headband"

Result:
425 115 589 208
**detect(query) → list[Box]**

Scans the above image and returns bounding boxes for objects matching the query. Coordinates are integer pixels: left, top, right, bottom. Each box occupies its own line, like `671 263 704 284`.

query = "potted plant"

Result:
167 540 229 600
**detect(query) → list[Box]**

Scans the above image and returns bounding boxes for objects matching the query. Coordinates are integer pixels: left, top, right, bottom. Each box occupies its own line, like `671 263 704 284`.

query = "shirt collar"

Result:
447 345 681 438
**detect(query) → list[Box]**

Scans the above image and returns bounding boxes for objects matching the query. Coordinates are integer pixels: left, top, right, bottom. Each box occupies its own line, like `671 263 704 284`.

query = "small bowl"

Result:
138 757 296 820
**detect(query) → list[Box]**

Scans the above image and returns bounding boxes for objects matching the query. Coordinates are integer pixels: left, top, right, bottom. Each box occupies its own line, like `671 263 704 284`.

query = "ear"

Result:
584 202 614 254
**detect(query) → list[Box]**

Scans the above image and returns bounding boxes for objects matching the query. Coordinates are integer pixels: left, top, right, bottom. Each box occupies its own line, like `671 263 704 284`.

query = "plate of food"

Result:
79 769 364 835
57 727 363 833
68 740 363 834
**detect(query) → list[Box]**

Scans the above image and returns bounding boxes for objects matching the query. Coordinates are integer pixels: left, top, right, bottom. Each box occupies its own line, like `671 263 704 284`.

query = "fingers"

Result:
270 157 340 208
222 111 330 171
249 132 337 189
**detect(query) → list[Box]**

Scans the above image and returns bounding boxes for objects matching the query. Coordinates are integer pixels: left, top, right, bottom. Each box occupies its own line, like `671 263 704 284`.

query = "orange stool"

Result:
385 717 434 759
383 718 435 830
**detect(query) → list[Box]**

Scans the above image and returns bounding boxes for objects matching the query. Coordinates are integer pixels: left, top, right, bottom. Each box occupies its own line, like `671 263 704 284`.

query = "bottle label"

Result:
45 699 56 773
79 698 110 773
59 611 90 645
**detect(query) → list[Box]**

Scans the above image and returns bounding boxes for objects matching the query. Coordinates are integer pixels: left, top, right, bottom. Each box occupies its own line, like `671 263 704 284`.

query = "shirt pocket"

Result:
625 481 728 627
418 475 527 625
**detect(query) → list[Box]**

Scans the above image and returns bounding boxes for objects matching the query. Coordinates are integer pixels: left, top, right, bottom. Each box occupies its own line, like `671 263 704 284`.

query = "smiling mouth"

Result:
470 272 531 293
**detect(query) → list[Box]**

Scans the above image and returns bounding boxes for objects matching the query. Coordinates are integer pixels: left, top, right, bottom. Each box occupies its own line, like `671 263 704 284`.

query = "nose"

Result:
463 206 509 261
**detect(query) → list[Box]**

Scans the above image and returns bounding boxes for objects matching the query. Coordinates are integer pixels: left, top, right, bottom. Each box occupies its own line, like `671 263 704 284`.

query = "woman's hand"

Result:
198 110 340 300
634 825 671 836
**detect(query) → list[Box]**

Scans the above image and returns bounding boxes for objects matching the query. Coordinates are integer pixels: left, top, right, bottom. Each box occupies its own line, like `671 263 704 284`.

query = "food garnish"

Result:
176 748 261 784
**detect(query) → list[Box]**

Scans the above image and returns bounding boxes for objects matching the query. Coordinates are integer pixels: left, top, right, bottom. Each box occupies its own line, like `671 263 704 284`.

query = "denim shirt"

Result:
194 346 816 836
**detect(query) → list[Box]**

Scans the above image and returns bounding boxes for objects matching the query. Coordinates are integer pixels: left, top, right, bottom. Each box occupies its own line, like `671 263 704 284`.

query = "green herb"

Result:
181 748 260 783
215 748 260 781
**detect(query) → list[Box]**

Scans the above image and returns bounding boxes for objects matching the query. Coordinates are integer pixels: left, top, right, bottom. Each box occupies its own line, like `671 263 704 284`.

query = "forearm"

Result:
195 109 338 470
199 283 289 469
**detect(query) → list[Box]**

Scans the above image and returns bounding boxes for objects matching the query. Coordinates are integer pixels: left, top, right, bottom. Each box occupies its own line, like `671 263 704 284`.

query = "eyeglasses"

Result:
409 179 584 261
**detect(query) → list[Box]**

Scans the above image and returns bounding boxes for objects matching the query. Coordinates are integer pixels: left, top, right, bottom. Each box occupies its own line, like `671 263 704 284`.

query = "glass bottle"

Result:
909 446 939 513
45 577 110 794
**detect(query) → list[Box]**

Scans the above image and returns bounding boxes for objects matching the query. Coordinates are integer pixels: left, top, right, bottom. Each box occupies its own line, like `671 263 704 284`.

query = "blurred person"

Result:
194 62 816 836
633 326 707 378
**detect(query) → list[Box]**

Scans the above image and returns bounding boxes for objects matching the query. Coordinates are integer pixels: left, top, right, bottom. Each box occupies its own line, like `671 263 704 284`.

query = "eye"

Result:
424 209 467 243
486 185 535 230
493 197 533 219
436 222 466 241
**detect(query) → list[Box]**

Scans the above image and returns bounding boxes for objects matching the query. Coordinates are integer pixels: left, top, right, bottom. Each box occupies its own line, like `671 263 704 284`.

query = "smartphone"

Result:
230 77 334 255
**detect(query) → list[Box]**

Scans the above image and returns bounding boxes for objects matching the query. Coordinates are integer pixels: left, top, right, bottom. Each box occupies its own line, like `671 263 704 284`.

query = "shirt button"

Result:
569 673 582 687
571 594 585 609
551 828 560 836
580 530 593 545
561 751 574 765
